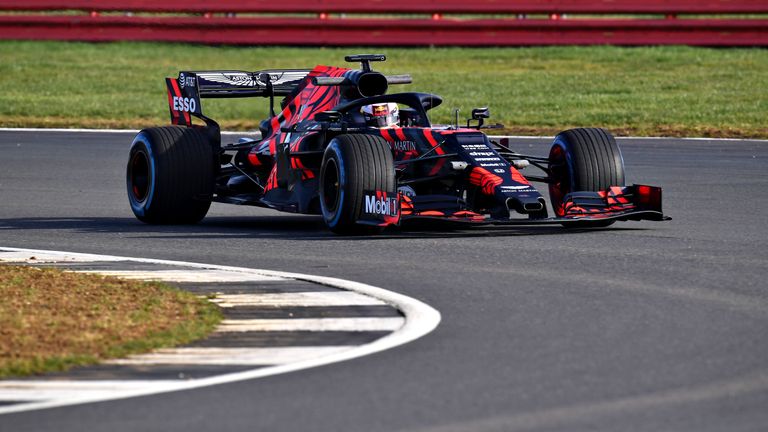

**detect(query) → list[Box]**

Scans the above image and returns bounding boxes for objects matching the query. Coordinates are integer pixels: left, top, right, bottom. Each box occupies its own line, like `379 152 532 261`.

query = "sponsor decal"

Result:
258 73 282 84
468 151 496 156
391 141 417 152
196 72 257 87
227 73 257 86
172 96 197 113
178 73 196 88
373 105 390 116
461 144 490 150
364 192 398 217
494 169 506 174
480 162 505 167
500 185 535 193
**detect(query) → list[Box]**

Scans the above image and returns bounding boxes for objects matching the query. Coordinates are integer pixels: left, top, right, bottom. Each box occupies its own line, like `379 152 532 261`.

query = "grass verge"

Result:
0 265 221 378
0 42 766 138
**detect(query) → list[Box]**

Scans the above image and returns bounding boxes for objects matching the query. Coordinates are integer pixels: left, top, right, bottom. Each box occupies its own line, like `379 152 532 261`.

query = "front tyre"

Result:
127 126 214 224
548 128 625 228
319 134 395 235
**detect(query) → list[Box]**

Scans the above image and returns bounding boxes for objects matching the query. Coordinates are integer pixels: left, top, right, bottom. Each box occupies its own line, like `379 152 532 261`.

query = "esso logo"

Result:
172 96 196 113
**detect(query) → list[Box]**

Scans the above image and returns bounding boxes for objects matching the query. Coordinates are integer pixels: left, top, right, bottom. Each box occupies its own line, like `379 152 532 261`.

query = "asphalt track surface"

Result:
1 130 767 432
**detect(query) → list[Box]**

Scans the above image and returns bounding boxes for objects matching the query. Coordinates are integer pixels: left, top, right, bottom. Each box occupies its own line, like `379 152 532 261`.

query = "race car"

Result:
126 54 669 234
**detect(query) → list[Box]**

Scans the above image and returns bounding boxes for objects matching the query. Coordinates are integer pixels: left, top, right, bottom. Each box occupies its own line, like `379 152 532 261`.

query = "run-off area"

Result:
0 248 436 414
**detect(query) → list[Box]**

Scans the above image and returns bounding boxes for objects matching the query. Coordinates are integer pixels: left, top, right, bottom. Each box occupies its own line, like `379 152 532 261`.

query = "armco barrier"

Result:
3 1 768 14
0 1 766 46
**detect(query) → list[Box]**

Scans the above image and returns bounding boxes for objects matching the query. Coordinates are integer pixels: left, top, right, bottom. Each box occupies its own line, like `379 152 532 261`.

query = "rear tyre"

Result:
127 126 214 224
548 128 625 228
319 134 395 235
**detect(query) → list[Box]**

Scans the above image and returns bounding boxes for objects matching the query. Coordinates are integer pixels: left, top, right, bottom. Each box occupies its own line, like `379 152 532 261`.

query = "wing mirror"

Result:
467 107 490 128
472 107 490 120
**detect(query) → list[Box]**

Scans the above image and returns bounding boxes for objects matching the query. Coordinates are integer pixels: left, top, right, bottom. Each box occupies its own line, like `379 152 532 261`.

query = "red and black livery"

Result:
128 54 669 234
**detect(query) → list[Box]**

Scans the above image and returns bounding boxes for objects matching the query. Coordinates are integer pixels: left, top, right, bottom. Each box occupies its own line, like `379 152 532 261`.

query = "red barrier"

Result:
1 0 767 14
1 16 765 46
1 1 766 46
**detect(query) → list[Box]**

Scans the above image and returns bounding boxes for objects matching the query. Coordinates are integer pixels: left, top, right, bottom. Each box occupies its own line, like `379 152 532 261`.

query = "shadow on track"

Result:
0 216 648 241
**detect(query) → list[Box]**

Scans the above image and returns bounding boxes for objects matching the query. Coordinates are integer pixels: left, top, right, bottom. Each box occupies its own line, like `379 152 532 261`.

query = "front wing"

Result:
398 184 670 226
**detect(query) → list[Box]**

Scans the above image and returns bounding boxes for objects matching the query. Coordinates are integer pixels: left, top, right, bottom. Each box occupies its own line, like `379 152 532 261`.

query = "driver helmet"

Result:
362 103 399 128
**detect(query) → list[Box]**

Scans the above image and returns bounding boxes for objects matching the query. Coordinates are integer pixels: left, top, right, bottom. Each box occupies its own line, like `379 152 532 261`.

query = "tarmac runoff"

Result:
0 247 441 414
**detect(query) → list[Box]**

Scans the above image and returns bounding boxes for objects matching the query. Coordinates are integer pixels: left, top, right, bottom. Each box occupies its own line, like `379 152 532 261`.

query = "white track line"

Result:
0 247 441 415
0 381 182 403
0 128 141 133
77 269 286 283
106 347 353 366
209 292 386 307
0 128 257 137
490 134 768 142
1 128 764 142
0 251 126 263
217 317 405 332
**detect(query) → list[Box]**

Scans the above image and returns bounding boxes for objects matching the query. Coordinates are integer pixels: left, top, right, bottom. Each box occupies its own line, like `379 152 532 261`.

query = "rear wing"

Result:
188 70 311 98
166 69 311 126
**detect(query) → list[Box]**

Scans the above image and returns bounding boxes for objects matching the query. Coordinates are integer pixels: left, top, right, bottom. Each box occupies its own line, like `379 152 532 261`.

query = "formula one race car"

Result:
126 54 669 234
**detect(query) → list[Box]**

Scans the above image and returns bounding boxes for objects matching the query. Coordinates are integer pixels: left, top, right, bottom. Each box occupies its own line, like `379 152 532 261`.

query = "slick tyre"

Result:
548 128 625 228
127 126 214 224
319 134 395 235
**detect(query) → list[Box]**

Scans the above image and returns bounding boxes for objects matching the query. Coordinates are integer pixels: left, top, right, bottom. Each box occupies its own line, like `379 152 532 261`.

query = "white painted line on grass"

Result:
0 247 441 415
217 317 405 332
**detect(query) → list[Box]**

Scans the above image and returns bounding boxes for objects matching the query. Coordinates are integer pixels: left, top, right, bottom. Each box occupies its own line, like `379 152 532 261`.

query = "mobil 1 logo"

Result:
362 190 399 219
